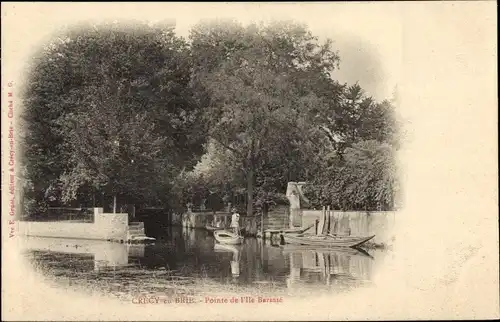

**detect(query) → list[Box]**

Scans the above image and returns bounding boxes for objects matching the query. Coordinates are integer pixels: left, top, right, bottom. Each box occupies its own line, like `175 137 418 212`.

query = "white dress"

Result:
230 213 240 228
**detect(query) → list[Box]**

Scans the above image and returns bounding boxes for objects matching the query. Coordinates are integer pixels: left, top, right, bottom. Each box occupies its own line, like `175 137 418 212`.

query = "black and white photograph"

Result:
1 2 498 321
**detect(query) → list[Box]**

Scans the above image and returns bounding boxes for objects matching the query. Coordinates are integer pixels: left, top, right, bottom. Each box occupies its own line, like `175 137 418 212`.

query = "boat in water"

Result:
206 224 245 236
265 222 315 235
214 230 244 245
282 233 375 248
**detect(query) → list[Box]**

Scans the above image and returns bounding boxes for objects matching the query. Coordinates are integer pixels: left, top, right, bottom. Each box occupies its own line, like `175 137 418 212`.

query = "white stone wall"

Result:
94 209 128 239
302 210 396 244
17 208 128 241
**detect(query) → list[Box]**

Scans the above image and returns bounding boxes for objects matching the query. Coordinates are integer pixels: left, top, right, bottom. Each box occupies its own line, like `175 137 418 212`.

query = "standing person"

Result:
230 207 240 235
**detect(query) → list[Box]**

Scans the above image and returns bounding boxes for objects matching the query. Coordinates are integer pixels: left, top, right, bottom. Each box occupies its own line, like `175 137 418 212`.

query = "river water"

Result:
23 227 387 302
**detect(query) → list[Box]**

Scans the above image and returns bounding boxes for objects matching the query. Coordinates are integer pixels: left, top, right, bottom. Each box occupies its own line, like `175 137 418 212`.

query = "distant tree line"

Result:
21 20 401 217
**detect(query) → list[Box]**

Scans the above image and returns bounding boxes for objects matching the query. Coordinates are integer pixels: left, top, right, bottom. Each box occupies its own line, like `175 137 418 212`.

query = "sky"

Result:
4 2 402 102
167 3 402 101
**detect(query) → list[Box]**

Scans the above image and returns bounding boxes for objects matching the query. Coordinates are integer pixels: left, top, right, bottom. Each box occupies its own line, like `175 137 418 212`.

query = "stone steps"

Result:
127 221 153 243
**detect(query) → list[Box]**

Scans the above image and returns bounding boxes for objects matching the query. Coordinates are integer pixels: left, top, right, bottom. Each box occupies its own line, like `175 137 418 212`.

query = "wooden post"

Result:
113 195 117 214
329 207 333 234
333 216 338 235
321 206 329 235
326 205 331 234
317 206 325 235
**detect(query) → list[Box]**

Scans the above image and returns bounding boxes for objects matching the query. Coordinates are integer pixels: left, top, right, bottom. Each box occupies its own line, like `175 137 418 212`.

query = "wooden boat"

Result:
281 223 316 234
263 222 315 237
214 230 244 245
206 224 246 236
282 233 375 248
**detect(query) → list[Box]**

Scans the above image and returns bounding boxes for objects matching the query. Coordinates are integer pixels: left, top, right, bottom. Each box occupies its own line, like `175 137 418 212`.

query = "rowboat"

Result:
207 224 245 235
214 230 244 245
282 233 375 248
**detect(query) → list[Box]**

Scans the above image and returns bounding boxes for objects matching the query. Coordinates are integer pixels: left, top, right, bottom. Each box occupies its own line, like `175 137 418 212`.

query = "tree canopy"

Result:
22 20 400 216
22 22 205 213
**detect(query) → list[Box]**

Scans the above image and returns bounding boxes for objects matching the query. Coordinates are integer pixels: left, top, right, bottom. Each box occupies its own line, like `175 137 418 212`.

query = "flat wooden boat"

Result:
264 222 315 235
282 233 375 248
214 230 244 245
282 223 316 234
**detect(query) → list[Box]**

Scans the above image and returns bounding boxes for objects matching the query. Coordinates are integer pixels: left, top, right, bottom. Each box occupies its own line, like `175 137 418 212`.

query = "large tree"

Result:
187 21 401 213
190 20 341 216
22 22 206 214
308 83 399 154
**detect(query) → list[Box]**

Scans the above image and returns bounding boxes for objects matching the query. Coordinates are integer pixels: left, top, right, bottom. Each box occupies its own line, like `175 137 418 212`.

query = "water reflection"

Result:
213 244 241 277
282 246 374 291
23 227 382 298
21 237 134 271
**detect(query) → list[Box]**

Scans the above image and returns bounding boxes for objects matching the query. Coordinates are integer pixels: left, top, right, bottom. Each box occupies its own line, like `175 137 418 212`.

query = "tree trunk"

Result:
113 194 117 214
246 165 254 217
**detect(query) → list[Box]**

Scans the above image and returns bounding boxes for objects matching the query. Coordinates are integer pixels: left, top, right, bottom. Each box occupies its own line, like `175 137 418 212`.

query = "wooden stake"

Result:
326 205 331 234
321 206 327 235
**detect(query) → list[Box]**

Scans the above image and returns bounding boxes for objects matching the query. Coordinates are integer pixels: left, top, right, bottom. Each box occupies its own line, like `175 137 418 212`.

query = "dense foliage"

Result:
22 22 205 214
22 20 400 217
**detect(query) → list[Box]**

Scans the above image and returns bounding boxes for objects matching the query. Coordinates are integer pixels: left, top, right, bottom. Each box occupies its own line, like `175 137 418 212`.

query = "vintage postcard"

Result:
2 2 498 321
